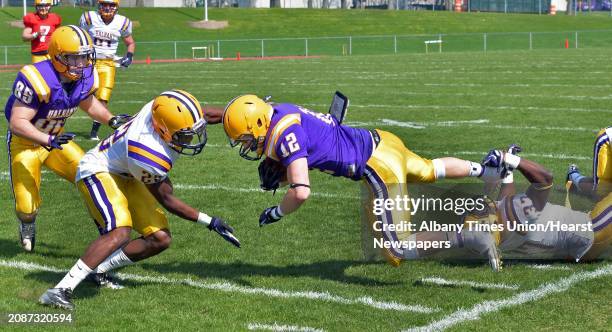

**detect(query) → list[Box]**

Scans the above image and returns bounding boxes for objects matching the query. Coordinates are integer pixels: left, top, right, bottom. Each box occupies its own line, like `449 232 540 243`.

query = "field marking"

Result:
344 119 597 133
0 259 437 314
526 264 572 271
174 183 359 200
403 264 612 331
247 322 325 332
412 150 591 161
420 277 519 291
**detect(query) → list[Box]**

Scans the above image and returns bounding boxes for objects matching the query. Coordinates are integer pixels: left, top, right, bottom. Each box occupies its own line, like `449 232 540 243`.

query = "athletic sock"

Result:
94 249 134 274
55 259 92 291
467 162 483 177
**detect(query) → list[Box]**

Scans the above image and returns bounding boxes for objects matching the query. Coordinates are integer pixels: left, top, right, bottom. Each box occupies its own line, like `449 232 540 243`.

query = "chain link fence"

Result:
2 29 612 65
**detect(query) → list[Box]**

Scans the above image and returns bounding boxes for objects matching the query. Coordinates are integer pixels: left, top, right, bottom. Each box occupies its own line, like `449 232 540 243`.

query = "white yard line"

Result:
412 150 591 161
174 183 359 200
526 264 572 271
403 264 612 332
247 322 325 332
0 259 437 313
420 277 519 290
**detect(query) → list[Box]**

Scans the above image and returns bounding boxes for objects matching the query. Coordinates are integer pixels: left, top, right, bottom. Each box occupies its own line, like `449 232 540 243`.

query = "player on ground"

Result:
5 25 129 253
40 90 240 310
80 0 136 140
22 0 61 63
222 95 505 269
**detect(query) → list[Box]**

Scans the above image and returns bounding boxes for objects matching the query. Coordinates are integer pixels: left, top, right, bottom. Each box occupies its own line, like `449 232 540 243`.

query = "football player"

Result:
40 90 240 310
222 95 504 268
22 0 62 63
80 0 136 140
5 25 129 253
565 126 612 260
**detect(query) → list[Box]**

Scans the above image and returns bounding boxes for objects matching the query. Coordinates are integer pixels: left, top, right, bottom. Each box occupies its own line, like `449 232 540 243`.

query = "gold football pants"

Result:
77 172 168 237
362 130 437 266
7 132 84 220
94 59 116 102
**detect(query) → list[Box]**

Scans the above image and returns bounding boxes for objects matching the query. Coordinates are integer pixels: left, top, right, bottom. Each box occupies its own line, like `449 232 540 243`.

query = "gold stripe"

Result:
86 12 92 25
121 18 130 31
128 146 172 171
88 67 99 96
264 114 301 158
20 65 50 103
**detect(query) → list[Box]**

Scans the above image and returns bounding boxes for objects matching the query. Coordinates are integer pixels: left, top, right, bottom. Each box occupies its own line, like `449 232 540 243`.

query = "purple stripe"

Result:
84 176 110 234
128 151 170 172
6 131 16 199
365 167 403 258
592 137 608 185
121 17 129 31
91 175 116 231
592 205 612 224
128 140 173 166
86 12 91 24
593 218 611 232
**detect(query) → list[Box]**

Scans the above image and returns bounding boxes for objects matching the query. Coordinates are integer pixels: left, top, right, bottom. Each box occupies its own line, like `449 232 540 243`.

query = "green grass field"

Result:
3 7 612 63
0 45 610 331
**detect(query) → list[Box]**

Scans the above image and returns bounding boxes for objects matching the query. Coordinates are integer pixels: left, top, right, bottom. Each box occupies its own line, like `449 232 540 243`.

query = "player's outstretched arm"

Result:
516 158 553 210
146 177 240 247
80 95 114 124
259 157 310 227
203 105 225 124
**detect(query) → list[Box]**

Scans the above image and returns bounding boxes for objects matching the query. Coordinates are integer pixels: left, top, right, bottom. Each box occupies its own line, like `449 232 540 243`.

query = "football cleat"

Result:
19 221 36 252
39 288 74 310
86 272 124 289
462 229 502 272
566 164 580 182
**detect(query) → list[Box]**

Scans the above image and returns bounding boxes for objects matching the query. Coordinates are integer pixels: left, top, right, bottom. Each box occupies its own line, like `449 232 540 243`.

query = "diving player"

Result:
80 0 136 140
22 0 61 63
565 126 612 260
222 95 504 269
5 25 129 253
39 90 240 310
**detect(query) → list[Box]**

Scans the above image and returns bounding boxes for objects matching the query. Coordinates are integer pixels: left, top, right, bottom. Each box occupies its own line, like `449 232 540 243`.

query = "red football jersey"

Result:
23 12 62 54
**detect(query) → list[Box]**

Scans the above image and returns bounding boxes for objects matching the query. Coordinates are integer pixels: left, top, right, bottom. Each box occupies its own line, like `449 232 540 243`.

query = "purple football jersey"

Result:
4 60 97 136
264 103 373 180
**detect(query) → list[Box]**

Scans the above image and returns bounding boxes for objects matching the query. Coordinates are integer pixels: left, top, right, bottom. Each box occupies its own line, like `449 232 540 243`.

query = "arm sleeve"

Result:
274 124 309 167
120 18 132 38
11 72 41 109
23 14 33 28
78 13 87 29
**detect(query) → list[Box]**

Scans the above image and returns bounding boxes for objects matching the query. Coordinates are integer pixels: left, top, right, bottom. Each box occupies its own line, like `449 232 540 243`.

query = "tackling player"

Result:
40 90 240 310
80 0 136 140
5 25 129 253
222 95 505 269
22 0 61 63
565 126 612 260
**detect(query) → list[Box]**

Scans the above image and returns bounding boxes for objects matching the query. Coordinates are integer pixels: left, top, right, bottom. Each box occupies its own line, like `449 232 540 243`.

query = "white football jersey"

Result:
77 101 179 184
497 194 594 260
80 11 132 59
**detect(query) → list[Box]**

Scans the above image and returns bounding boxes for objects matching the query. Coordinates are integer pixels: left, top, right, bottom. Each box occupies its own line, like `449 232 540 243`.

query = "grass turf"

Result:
0 47 610 331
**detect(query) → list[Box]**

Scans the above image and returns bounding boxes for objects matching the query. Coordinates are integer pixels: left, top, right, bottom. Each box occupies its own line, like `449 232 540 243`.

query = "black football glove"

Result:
259 206 283 227
208 217 240 248
119 52 133 68
108 114 132 129
258 158 285 193
46 133 76 151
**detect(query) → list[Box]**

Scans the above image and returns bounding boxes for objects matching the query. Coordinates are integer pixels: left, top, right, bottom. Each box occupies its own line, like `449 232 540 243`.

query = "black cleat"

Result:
19 221 36 252
86 272 124 289
39 288 74 310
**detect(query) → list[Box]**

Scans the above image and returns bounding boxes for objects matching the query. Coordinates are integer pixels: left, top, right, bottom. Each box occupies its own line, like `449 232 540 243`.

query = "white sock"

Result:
94 249 134 274
468 162 483 177
55 259 92 291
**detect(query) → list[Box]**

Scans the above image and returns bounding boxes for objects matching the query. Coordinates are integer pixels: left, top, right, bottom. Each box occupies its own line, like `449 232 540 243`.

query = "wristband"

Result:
196 212 212 226
504 153 521 169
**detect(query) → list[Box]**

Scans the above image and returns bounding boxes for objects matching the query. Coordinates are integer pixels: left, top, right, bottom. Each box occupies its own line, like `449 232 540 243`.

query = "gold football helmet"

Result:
98 0 119 21
152 90 207 156
48 25 95 81
35 0 52 17
223 94 274 161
